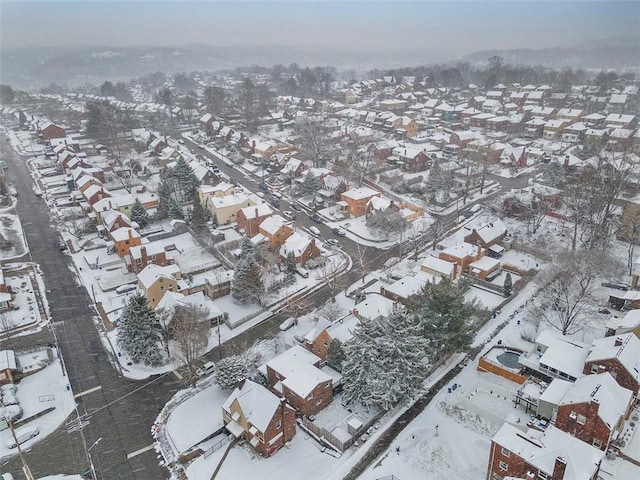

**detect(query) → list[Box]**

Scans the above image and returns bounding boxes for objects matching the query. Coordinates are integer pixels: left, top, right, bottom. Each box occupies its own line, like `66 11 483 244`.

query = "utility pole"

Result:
2 399 35 480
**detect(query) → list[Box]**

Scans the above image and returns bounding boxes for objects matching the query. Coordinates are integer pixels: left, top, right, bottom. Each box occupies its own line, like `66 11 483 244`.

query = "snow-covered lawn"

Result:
0 213 27 260
465 286 504 310
0 357 76 461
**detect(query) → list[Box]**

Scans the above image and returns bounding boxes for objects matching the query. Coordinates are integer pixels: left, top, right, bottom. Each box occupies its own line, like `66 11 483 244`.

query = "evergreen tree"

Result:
0 85 15 104
238 236 255 260
326 339 346 372
214 355 248 390
503 272 513 297
302 171 320 196
189 193 209 232
341 310 430 410
173 157 200 202
168 198 185 219
285 251 297 275
155 177 172 220
130 198 150 228
117 293 162 366
232 237 264 305
407 278 474 359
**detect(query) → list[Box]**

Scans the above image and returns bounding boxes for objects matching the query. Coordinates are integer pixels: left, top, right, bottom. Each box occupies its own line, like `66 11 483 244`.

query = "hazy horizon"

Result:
2 1 639 58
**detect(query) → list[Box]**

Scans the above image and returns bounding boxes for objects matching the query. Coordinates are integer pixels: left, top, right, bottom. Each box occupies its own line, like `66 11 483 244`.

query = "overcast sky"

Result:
1 1 639 56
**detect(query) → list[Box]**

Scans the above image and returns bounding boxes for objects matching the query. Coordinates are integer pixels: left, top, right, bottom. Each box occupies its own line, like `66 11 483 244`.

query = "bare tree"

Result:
334 140 379 187
405 218 430 260
354 243 368 283
171 304 210 383
318 301 345 323
294 115 334 168
530 249 623 335
317 256 344 302
367 209 408 242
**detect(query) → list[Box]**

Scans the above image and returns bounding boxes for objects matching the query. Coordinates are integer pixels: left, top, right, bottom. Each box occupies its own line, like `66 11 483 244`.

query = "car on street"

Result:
310 213 322 223
309 226 321 236
259 183 269 191
326 239 340 247
196 361 216 378
290 202 303 212
283 210 296 221
332 227 347 236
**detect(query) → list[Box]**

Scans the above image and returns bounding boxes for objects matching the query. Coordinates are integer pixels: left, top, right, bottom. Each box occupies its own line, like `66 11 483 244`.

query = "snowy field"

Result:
0 213 27 261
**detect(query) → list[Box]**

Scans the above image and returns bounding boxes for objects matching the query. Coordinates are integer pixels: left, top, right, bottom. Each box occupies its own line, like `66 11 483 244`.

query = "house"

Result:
380 271 437 303
604 309 640 338
40 122 66 141
438 242 484 276
487 423 604 480
207 192 255 225
127 242 168 274
463 219 507 248
156 290 226 327
279 232 319 267
199 113 215 132
583 333 640 395
392 146 431 173
258 215 294 249
237 204 273 237
340 187 381 218
222 380 296 457
203 269 233 300
304 315 359 361
468 256 501 281
554 373 633 451
265 345 334 417
137 264 185 308
543 120 568 140
420 255 456 280
100 210 133 236
519 330 589 382
0 350 17 385
198 182 236 206
353 293 399 323
82 184 111 206
110 227 142 258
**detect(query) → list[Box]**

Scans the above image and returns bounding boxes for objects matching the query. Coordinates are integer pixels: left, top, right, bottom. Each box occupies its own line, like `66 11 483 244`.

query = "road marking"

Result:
74 385 102 398
173 370 183 380
127 443 155 459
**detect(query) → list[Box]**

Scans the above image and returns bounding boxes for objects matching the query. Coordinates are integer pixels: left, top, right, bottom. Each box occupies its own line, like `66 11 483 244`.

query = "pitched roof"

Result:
266 345 331 398
586 333 640 384
137 264 180 289
222 380 281 433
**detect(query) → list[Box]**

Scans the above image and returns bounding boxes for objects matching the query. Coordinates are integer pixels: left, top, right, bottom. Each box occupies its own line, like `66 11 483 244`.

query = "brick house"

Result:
392 146 431 173
259 215 294 249
468 256 501 281
0 350 17 385
303 315 359 361
439 242 485 276
82 184 111 206
110 227 141 258
222 380 296 457
237 204 273 237
199 113 215 133
40 122 66 141
279 232 320 267
340 187 381 218
420 255 456 280
463 219 507 248
554 373 634 451
487 423 604 480
583 333 640 395
265 345 333 417
127 242 169 274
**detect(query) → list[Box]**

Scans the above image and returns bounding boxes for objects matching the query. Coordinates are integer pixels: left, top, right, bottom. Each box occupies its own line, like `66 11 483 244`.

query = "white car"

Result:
282 210 296 221
196 361 216 378
326 239 340 248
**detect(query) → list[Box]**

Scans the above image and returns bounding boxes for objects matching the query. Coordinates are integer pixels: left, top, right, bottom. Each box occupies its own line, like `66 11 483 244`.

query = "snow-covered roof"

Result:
279 232 313 258
266 345 331 398
239 203 272 220
421 256 455 276
586 333 640 384
341 187 380 201
0 350 16 371
559 372 633 429
604 309 640 332
440 242 482 259
464 219 507 244
533 330 590 380
110 227 140 242
469 256 500 272
354 293 397 322
491 424 604 480
209 192 252 209
222 380 281 433
128 241 164 259
539 378 573 405
137 264 181 289
259 215 290 235
384 271 438 299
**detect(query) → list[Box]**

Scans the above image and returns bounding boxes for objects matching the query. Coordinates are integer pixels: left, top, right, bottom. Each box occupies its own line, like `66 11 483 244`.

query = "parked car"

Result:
282 210 296 221
259 183 269 191
309 226 321 236
6 425 39 449
326 239 340 247
290 202 303 212
598 308 611 314
332 227 346 237
279 317 296 331
310 213 323 223
296 266 309 278
196 361 216 378
269 195 280 208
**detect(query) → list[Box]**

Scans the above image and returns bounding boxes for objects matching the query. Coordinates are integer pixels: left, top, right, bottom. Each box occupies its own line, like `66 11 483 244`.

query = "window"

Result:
591 364 599 374
137 258 142 264
577 414 586 425
538 471 548 480
275 420 281 430
501 447 510 458
160 286 164 291
151 255 156 260
593 438 602 448
499 461 508 472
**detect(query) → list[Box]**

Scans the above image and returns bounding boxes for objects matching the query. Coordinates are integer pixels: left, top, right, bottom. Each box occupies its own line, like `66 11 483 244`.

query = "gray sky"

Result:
1 1 639 55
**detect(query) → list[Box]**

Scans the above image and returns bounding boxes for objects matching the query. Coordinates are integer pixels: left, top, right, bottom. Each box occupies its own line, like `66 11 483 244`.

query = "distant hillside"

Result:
0 44 448 90
462 40 640 69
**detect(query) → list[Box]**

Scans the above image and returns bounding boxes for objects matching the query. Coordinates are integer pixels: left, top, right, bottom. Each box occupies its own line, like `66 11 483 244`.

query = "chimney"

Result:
563 155 569 168
255 207 259 218
128 229 133 241
615 337 623 347
552 457 567 480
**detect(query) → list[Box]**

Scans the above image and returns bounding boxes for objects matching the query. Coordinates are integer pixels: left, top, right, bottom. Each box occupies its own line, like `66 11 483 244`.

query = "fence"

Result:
202 434 230 459
300 417 347 451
